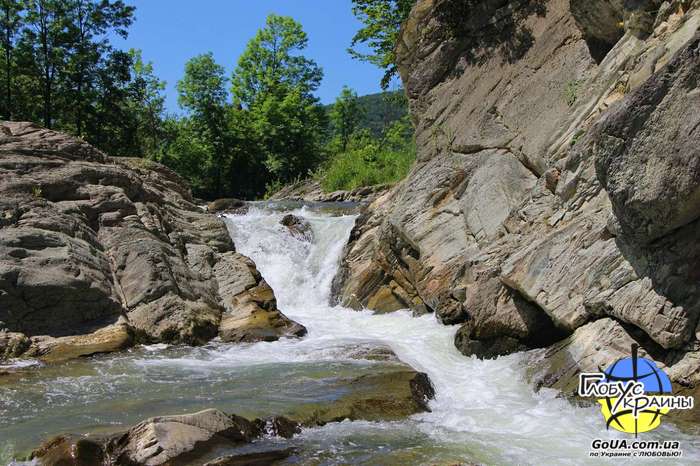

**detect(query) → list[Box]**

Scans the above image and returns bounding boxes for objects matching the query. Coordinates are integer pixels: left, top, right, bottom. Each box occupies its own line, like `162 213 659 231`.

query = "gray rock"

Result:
332 0 700 367
0 121 303 353
595 32 700 244
111 409 259 465
280 214 314 242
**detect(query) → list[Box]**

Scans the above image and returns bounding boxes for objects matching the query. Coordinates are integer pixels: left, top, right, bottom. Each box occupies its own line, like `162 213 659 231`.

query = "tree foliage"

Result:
232 13 322 106
330 85 361 152
0 4 415 201
349 0 414 88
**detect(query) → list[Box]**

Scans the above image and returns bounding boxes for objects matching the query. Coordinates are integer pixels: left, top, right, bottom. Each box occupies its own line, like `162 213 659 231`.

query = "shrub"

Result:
564 79 582 106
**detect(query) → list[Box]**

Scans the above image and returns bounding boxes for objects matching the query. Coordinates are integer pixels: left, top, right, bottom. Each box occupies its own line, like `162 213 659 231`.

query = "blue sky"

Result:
110 0 388 113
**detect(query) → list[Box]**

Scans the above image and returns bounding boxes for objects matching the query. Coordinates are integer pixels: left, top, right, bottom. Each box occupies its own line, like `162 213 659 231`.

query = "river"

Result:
1 204 698 465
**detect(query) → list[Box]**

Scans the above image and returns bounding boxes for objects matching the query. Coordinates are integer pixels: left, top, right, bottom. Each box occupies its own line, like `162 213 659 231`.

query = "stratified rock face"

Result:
0 122 302 352
332 0 700 387
595 33 700 244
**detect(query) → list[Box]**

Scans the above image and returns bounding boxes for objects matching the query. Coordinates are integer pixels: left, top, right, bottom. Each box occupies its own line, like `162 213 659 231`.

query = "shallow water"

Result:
1 205 698 465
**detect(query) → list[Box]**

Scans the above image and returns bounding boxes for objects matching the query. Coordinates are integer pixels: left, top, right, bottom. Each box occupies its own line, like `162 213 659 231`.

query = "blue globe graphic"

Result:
603 357 672 393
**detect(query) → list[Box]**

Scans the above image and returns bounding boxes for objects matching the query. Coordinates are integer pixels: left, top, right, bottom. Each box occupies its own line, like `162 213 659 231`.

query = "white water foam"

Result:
218 206 700 465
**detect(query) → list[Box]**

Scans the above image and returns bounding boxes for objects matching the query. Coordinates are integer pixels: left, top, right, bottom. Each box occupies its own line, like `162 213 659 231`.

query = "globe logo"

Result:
597 348 673 435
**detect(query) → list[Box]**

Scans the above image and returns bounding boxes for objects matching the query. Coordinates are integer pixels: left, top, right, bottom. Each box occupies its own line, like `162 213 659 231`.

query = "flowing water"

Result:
1 204 698 465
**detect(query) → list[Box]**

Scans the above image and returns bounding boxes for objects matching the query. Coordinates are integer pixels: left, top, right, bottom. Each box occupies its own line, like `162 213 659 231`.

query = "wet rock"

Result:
286 368 435 426
110 409 259 466
455 325 525 360
343 343 401 362
212 252 307 343
280 214 314 242
254 416 301 439
207 198 248 214
0 331 31 359
32 434 107 466
218 307 307 343
26 320 135 363
204 448 297 466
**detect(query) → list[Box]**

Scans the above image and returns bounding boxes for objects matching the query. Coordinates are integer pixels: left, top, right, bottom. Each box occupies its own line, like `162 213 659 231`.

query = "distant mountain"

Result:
326 90 409 137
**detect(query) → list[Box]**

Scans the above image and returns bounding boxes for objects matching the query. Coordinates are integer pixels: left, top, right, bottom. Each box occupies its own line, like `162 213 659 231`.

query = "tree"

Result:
348 0 414 89
64 0 134 135
230 14 326 189
128 48 165 155
251 86 326 184
177 53 229 197
330 86 361 151
24 0 72 128
0 0 24 119
231 13 322 106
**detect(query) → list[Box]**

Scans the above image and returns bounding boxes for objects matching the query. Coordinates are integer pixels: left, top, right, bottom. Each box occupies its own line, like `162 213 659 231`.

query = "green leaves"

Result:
232 13 322 107
349 0 414 88
178 53 228 117
330 86 362 152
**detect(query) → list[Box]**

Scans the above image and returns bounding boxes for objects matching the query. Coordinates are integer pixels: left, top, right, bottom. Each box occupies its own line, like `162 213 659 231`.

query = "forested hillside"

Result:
0 0 415 200
324 90 408 137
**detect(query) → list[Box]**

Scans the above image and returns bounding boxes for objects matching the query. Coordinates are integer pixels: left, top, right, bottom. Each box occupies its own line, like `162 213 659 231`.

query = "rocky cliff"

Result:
0 122 304 362
331 0 700 393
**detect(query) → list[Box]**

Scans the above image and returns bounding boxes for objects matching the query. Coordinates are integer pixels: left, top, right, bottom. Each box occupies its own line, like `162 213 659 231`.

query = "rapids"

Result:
1 204 698 465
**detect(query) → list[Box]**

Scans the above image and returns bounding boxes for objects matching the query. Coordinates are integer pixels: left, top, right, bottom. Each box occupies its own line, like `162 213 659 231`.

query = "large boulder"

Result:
0 122 302 357
187 248 307 343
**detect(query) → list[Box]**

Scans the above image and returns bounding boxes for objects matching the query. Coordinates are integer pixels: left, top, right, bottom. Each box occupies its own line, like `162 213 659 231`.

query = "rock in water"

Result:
280 214 314 242
29 358 433 465
0 331 31 359
0 121 303 358
110 409 259 465
207 198 248 215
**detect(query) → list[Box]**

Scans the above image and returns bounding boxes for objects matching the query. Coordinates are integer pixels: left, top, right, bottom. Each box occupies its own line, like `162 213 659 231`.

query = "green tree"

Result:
251 86 326 184
231 14 326 188
23 0 73 128
348 0 414 88
177 53 229 197
231 13 322 106
330 86 362 152
64 0 134 135
128 48 165 155
0 0 24 119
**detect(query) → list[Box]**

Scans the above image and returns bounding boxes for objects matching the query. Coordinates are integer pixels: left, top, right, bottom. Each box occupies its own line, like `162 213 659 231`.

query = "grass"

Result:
317 142 415 192
564 80 582 107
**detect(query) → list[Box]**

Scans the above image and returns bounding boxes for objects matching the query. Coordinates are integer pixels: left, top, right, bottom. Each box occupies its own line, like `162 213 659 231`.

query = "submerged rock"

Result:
280 214 313 242
286 368 435 426
203 448 298 466
29 362 434 465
